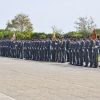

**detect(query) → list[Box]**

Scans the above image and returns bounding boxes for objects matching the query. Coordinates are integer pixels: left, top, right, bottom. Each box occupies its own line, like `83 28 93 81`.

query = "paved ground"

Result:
0 57 100 100
0 93 16 100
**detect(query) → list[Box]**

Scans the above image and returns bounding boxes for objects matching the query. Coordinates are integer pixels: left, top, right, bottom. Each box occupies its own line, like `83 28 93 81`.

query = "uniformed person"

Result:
84 37 90 67
80 37 85 66
60 37 66 63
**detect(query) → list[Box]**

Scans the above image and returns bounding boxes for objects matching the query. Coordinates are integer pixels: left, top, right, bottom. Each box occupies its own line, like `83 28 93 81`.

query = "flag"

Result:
91 29 97 40
52 28 56 40
11 33 16 41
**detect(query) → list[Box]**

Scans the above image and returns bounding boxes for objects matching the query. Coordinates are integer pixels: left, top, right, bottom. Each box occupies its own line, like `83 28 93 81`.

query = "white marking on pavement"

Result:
0 93 16 100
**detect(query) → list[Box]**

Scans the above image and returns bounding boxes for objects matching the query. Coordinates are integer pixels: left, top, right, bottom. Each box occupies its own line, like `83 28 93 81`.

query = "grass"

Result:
98 54 100 61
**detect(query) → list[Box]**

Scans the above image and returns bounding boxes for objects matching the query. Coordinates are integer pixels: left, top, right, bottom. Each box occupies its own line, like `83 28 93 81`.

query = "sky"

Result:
0 0 100 33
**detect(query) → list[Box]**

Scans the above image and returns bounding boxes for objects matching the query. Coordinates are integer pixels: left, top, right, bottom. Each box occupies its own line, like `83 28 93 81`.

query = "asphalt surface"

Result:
0 57 100 100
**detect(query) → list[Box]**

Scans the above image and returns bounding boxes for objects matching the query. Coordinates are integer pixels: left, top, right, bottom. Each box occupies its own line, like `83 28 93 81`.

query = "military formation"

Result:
0 36 100 68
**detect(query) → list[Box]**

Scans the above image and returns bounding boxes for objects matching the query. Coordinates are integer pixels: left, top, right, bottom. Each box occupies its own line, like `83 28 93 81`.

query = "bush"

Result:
16 32 25 39
8 32 14 38
46 33 52 38
97 34 100 37
0 32 4 39
31 32 47 39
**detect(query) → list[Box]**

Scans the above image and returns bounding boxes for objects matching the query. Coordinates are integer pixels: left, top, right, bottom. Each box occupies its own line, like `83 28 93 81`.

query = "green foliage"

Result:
31 32 39 38
6 13 33 33
16 32 25 39
97 34 100 37
46 33 52 38
74 33 83 37
64 31 83 38
96 29 100 34
55 33 64 38
0 29 5 32
0 32 4 39
7 31 14 38
95 29 100 38
2 30 9 38
39 34 46 38
37 32 46 38
67 31 77 36
31 32 47 39
75 16 96 36
0 28 100 39
24 31 33 39
25 33 31 39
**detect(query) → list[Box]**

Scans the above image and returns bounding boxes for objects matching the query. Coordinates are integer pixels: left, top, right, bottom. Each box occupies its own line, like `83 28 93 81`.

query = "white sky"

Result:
0 0 100 33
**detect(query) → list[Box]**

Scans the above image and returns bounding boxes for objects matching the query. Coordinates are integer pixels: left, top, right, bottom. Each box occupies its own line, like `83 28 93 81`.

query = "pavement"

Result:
0 57 100 100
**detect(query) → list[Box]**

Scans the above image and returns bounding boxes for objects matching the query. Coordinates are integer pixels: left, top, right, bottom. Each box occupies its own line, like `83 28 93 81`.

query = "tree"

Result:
51 26 64 34
74 16 96 36
6 13 33 33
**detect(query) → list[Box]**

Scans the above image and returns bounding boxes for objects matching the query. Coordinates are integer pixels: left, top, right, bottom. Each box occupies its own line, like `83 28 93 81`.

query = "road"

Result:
0 57 100 100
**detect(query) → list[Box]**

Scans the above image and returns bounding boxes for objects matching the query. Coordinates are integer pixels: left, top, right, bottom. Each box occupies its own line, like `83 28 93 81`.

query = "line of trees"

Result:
0 13 100 39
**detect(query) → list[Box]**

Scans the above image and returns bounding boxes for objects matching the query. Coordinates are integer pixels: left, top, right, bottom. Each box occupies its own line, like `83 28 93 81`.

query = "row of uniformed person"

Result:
68 37 100 68
0 37 100 67
0 39 23 58
23 38 66 63
0 38 66 63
